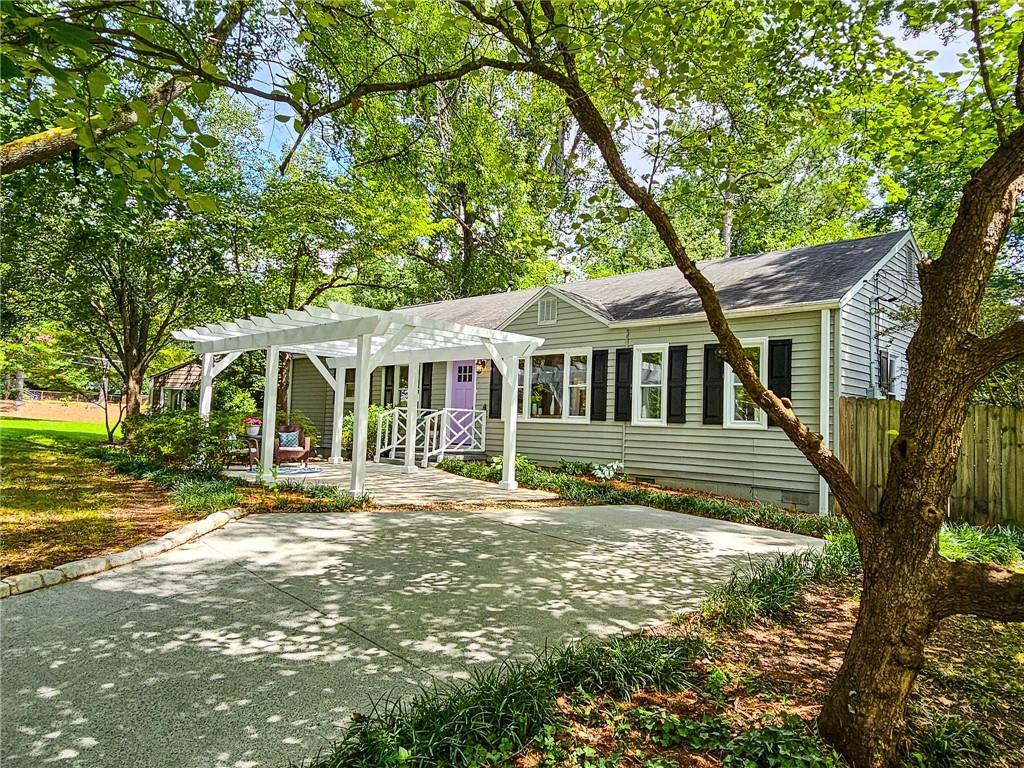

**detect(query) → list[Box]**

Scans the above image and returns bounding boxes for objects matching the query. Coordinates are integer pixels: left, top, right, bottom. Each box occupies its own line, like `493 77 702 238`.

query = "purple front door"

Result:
448 360 476 444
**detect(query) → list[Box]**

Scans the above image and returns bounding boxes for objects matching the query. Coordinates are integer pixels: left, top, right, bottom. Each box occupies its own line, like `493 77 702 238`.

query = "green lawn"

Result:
0 417 199 575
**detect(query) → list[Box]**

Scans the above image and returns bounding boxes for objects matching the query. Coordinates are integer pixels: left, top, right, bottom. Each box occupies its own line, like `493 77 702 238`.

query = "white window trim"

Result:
517 347 592 422
724 337 769 430
632 343 669 425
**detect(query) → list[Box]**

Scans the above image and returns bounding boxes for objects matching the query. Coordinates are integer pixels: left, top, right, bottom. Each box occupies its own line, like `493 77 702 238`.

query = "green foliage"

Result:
309 634 705 768
123 409 242 470
214 384 257 414
938 523 1024 566
630 708 841 767
906 713 993 768
557 458 596 476
701 551 818 628
723 716 844 768
171 478 241 515
275 482 372 513
342 404 395 459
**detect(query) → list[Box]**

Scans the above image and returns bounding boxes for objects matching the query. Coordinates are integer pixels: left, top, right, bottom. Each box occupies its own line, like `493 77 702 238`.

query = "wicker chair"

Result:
273 424 311 467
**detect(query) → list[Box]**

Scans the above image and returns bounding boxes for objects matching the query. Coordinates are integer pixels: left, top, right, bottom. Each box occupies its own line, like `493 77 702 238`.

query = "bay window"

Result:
724 338 768 429
517 349 591 421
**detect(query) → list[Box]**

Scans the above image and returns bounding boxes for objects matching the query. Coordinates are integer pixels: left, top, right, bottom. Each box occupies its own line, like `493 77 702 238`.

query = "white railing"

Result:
420 408 486 467
373 406 486 466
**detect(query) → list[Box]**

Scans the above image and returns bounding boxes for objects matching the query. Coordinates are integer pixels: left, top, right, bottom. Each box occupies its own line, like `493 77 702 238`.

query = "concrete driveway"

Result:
1 505 819 768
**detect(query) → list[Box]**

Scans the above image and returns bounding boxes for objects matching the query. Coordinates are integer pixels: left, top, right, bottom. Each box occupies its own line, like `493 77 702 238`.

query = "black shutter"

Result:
383 365 395 406
768 339 793 426
590 349 608 421
614 347 632 422
420 362 433 409
667 345 688 424
702 344 724 424
488 365 503 418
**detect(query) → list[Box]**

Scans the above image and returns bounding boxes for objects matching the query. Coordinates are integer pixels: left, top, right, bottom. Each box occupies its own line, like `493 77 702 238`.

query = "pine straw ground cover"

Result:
303 531 1024 768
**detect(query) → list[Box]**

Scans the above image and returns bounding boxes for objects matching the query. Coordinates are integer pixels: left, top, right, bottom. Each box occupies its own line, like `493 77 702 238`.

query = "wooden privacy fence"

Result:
839 397 1024 527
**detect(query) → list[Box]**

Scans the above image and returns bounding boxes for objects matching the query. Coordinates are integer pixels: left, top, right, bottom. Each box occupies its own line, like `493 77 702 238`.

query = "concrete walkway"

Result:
224 461 558 506
1 505 819 768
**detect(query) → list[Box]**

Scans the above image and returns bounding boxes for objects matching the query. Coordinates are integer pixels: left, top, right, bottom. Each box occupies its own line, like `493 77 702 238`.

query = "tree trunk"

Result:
819 555 940 766
124 370 145 417
277 352 293 417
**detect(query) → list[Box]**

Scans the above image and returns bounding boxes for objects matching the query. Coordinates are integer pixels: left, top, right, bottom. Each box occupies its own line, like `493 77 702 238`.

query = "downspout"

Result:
831 307 844 516
818 309 831 516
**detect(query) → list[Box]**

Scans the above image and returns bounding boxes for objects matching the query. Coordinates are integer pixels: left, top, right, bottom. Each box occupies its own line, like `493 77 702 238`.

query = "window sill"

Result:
724 421 768 431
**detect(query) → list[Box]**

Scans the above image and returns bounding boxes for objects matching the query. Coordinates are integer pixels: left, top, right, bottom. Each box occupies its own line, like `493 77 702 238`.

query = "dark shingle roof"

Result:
395 287 542 328
396 231 910 329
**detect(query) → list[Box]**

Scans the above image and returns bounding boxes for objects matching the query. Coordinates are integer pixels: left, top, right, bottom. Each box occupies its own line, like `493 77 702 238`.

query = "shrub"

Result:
213 383 257 414
123 409 242 470
342 404 394 459
558 457 596 476
171 478 242 515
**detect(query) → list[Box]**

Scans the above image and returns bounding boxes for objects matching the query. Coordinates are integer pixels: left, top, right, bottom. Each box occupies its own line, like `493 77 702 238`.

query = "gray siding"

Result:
839 237 921 398
480 294 833 510
290 357 333 453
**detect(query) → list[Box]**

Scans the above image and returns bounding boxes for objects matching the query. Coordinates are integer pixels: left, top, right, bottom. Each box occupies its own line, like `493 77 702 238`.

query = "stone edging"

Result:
0 507 246 599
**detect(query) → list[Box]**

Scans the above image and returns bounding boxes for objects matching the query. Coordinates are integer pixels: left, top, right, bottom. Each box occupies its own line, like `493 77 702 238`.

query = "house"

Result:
282 230 921 514
150 360 202 409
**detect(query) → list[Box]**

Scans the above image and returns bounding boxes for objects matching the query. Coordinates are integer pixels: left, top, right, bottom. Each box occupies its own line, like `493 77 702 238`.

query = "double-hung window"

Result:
518 349 590 421
724 338 768 429
632 344 667 424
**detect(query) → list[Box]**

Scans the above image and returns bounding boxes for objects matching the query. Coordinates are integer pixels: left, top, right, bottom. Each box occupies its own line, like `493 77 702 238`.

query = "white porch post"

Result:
198 352 215 419
350 334 372 494
402 362 420 474
497 355 518 491
260 346 280 481
329 365 347 464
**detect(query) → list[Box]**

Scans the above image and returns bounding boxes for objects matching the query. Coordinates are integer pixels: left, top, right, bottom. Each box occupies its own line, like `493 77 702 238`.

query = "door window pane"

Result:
530 354 564 418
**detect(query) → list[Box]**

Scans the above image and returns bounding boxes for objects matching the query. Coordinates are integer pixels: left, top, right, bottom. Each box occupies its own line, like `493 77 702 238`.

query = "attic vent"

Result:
537 296 558 325
906 250 917 282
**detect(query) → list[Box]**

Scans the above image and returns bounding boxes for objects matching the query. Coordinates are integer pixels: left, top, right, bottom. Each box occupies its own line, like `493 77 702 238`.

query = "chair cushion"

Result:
278 431 300 448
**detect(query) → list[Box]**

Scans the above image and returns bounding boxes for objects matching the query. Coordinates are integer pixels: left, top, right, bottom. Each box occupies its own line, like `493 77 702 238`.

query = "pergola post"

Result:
497 355 519 491
402 362 420 474
349 334 371 494
259 346 280 481
198 352 215 419
329 365 347 464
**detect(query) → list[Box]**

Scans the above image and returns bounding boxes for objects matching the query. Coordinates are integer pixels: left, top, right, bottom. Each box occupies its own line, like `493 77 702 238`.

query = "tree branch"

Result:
0 2 244 175
968 0 1007 143
938 559 1024 622
969 320 1024 379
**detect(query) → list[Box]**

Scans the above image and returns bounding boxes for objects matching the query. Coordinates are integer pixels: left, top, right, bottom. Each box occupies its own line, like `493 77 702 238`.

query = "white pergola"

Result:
172 301 542 493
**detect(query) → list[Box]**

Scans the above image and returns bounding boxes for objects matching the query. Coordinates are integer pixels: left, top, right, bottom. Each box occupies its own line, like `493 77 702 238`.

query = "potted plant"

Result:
244 417 262 437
